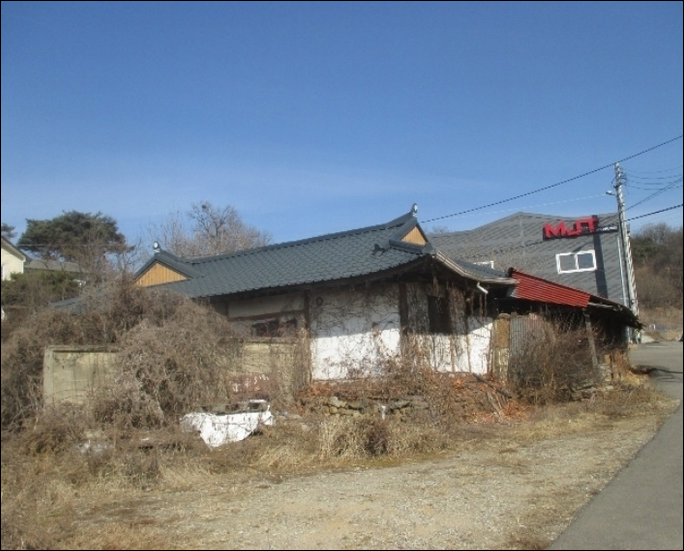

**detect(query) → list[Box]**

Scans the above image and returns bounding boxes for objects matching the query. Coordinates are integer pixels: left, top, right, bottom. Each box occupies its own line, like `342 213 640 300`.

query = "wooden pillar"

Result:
398 282 409 357
584 311 599 372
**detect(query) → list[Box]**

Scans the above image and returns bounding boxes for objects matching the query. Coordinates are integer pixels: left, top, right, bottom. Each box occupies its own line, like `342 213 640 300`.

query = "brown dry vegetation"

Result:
0 281 679 550
632 223 683 313
639 306 684 341
1 277 238 432
1 379 675 551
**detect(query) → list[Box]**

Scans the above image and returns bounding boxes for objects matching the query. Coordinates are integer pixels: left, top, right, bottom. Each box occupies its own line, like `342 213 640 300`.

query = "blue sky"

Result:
2 1 682 252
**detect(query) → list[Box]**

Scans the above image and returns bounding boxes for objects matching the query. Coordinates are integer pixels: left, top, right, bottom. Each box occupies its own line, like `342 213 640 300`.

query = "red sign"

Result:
543 216 599 239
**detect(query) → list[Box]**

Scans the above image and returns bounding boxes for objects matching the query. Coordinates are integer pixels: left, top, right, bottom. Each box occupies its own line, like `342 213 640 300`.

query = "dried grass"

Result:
2 378 676 551
1 278 243 432
508 321 602 405
1 280 676 550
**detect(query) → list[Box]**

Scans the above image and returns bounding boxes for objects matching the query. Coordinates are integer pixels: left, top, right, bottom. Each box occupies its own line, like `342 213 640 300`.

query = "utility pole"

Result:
613 162 639 341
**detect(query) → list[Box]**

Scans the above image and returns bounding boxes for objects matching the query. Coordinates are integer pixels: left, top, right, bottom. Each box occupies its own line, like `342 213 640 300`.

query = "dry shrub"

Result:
300 363 515 433
1 435 169 550
376 336 515 426
1 277 242 432
610 349 650 386
251 417 321 468
21 404 90 455
117 448 162 489
385 419 451 455
317 416 365 459
92 313 236 430
594 383 672 419
1 436 84 550
361 417 391 455
1 508 63 551
639 306 683 330
0 517 38 551
509 320 600 404
0 278 140 430
188 413 452 474
315 415 451 460
1 306 93 431
316 416 393 460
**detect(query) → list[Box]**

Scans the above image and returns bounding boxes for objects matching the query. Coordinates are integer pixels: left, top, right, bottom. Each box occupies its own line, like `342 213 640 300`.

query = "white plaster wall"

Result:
404 282 493 374
309 286 401 380
424 334 453 372
422 320 492 374
1 245 25 280
217 283 494 379
452 317 494 374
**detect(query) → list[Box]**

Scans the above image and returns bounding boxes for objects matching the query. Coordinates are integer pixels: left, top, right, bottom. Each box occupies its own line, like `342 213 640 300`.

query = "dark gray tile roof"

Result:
145 210 436 298
437 254 511 281
429 211 625 302
25 258 84 274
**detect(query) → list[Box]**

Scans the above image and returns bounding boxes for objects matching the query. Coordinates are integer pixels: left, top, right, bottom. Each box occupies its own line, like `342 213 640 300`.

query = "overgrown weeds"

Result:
508 320 601 404
1 279 673 550
1 277 240 432
2 377 673 550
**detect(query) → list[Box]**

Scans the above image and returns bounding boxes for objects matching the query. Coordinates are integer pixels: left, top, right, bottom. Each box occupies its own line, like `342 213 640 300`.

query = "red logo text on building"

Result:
543 216 599 240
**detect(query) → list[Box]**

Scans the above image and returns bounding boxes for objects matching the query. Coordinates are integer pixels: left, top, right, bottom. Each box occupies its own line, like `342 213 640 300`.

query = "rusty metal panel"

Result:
510 270 590 307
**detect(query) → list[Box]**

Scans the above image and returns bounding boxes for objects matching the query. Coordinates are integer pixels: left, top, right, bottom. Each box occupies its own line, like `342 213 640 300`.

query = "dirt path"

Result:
70 406 675 550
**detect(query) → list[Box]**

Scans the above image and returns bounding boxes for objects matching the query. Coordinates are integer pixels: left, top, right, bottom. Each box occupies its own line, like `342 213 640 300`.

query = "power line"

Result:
625 175 683 188
627 179 683 210
627 204 683 222
427 193 609 226
626 182 683 190
626 173 683 182
622 164 683 175
432 205 682 258
421 135 683 224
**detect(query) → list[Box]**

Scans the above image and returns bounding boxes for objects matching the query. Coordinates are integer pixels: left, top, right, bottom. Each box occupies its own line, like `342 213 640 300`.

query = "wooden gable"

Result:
135 262 188 287
401 226 427 246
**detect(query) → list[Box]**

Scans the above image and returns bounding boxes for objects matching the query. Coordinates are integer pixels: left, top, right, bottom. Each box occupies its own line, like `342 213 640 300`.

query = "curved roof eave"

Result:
434 251 518 285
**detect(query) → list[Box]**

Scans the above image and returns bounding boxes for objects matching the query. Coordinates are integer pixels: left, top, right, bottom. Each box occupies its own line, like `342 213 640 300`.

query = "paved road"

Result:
549 341 683 550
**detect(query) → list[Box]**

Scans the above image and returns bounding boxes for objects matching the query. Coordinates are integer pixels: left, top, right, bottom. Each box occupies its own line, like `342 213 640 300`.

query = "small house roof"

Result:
507 268 640 327
136 208 517 298
1 236 26 261
25 258 83 274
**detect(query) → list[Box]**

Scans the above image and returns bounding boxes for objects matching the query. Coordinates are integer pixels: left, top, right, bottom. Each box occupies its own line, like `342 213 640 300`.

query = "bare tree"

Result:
429 225 451 234
148 202 272 258
632 223 683 309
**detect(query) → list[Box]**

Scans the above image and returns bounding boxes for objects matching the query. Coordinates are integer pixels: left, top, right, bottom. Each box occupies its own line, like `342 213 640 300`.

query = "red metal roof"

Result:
509 269 591 307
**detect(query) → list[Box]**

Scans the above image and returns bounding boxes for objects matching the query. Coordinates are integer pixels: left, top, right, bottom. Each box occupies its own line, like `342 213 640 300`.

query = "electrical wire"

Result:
426 194 609 226
626 174 683 182
627 204 683 222
421 135 683 224
627 180 683 210
621 164 683 175
626 181 683 190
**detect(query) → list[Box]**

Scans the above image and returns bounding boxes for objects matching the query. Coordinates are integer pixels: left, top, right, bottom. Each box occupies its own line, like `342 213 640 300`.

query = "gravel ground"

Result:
70 401 677 551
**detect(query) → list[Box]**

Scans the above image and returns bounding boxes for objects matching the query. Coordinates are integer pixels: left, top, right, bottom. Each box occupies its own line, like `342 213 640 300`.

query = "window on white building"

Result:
556 250 597 274
251 317 298 337
427 296 451 334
